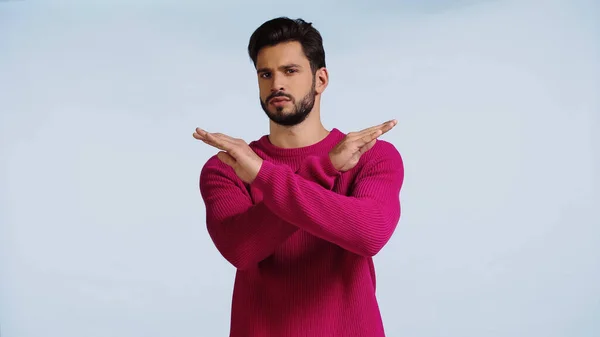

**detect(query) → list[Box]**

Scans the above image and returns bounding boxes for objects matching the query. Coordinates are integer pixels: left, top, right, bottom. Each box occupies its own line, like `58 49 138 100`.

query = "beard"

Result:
260 77 316 127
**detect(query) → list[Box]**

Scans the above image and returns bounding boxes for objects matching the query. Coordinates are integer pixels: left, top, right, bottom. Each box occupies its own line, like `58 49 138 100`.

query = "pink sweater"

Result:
199 128 404 337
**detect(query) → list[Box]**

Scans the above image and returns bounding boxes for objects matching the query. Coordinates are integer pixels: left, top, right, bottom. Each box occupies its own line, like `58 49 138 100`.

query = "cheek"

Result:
258 89 268 101
258 83 270 99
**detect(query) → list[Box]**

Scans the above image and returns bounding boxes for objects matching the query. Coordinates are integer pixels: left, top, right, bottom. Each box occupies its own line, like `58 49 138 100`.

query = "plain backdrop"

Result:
1 0 599 336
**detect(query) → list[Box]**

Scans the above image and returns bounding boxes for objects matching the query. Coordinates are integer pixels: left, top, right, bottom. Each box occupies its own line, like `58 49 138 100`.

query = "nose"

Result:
270 72 285 93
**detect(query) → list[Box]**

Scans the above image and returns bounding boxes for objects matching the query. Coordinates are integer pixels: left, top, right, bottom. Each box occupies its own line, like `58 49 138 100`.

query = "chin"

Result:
272 107 291 114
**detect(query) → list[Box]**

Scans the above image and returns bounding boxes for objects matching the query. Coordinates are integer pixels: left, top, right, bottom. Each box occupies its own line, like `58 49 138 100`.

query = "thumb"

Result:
359 138 377 155
356 129 382 147
216 151 236 166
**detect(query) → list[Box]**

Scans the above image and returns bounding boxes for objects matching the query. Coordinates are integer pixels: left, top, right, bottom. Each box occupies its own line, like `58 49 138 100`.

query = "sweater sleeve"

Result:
199 154 340 270
250 141 404 257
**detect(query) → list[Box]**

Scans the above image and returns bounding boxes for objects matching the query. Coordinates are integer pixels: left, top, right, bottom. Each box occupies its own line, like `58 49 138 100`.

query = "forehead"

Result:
256 41 310 68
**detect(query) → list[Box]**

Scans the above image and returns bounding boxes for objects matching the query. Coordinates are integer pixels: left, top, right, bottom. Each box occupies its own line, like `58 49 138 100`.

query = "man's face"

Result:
256 41 316 126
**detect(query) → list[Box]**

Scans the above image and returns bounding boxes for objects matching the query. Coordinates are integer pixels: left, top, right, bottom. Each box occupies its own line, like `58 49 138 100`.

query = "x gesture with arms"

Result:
193 119 398 183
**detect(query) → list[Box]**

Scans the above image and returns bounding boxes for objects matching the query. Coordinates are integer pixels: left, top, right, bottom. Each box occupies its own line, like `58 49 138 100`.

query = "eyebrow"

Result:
257 63 303 74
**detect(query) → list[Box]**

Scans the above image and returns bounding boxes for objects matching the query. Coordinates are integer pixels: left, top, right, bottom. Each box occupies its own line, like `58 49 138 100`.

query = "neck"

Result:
268 108 329 149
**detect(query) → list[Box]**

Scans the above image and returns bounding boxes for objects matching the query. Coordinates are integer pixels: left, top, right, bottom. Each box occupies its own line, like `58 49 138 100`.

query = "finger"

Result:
193 130 213 141
194 129 220 148
195 128 233 141
347 119 396 140
216 151 236 166
355 129 382 146
207 132 242 147
195 129 248 156
195 127 210 139
198 137 223 149
359 138 377 155
194 128 217 145
194 132 230 151
357 119 397 136
195 128 235 151
208 132 232 141
378 119 398 136
363 120 397 141
204 132 232 151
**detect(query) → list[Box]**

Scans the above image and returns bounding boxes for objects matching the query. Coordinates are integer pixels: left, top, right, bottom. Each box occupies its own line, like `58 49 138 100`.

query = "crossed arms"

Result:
199 144 404 270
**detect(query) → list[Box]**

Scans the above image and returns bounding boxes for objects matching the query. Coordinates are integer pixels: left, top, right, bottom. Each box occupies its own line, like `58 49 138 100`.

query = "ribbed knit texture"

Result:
199 128 404 337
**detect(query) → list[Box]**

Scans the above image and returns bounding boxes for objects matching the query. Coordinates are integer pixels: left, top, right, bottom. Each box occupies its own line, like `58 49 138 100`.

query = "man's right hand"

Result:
329 119 398 172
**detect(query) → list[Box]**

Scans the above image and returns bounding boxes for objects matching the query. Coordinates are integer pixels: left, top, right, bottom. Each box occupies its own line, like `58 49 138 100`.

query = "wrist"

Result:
250 159 273 189
322 153 341 176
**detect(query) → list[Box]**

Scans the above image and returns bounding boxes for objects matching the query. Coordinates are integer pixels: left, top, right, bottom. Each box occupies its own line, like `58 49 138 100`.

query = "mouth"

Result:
269 96 290 103
270 98 291 107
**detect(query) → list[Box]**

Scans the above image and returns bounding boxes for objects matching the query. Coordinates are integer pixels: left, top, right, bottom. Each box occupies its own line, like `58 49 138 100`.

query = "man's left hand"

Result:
193 128 263 184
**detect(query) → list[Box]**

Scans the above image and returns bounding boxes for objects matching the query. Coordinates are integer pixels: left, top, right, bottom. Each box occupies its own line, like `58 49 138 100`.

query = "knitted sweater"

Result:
199 128 404 337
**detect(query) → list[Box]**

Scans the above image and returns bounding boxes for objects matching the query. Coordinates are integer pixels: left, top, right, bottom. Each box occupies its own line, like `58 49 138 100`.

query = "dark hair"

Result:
247 17 326 73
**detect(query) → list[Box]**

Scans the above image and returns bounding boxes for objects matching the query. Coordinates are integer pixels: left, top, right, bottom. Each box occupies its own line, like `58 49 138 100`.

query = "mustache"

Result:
266 92 293 102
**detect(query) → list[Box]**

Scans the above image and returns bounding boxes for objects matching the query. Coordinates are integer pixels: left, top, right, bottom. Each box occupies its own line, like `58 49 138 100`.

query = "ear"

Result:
315 67 329 94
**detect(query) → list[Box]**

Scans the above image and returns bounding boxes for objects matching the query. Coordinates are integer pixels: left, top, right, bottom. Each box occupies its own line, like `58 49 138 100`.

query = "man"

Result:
193 17 404 337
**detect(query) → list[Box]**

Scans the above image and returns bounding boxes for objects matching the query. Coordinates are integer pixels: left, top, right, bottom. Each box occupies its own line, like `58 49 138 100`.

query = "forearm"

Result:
200 155 340 269
251 149 404 257
294 153 341 190
204 201 297 270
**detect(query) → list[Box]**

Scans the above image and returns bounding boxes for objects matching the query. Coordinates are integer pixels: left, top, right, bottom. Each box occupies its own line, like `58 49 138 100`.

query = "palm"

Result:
194 128 264 184
230 160 257 183
342 152 362 171
332 147 362 171
329 119 397 172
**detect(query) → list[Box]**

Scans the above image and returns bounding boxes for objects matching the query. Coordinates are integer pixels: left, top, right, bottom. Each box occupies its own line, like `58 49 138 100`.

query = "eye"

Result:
286 68 297 74
260 72 271 79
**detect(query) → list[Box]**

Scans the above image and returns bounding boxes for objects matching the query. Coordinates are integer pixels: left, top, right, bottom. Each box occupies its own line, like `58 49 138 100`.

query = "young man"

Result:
194 17 404 337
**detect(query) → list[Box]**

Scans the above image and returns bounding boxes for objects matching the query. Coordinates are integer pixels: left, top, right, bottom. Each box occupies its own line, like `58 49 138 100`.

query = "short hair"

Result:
247 17 326 73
